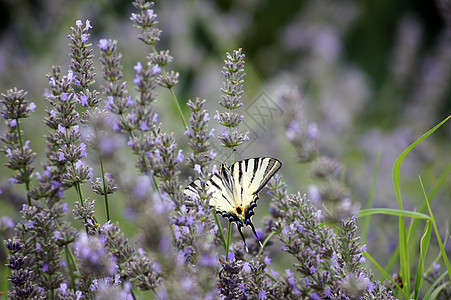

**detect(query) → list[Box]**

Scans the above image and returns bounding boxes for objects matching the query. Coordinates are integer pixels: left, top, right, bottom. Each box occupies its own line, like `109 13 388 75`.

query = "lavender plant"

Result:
1 1 449 300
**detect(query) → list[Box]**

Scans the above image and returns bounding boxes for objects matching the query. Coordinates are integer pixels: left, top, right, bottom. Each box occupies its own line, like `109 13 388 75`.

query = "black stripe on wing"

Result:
242 157 282 195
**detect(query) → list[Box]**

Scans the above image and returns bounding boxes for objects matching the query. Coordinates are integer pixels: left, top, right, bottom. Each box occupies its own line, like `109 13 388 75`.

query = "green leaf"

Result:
357 208 430 219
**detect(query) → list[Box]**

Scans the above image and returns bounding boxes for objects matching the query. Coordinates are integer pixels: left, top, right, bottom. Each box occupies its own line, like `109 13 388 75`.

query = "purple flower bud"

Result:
99 39 108 50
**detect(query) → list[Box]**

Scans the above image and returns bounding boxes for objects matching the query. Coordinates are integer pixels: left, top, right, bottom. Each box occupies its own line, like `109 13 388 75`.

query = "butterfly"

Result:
184 157 282 251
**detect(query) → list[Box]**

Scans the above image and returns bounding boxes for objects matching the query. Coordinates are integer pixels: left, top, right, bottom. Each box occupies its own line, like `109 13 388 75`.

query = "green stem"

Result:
99 153 110 221
212 210 227 252
169 87 187 129
149 44 187 129
226 222 232 260
15 120 31 205
257 231 276 258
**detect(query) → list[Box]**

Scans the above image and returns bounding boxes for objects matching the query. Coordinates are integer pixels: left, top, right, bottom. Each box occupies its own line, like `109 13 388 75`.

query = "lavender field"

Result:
0 1 450 299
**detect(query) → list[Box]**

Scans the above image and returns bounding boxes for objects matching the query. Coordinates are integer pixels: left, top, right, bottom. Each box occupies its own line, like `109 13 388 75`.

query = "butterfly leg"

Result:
246 219 262 247
236 222 249 252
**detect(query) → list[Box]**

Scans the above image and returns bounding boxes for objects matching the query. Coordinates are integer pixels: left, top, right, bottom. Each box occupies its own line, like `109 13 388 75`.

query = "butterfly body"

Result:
184 157 282 250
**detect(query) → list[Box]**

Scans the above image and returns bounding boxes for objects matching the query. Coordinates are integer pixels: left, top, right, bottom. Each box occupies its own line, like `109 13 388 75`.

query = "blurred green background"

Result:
0 0 450 281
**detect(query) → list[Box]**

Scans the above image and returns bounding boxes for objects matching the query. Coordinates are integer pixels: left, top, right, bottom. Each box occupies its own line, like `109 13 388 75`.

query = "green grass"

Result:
358 114 451 299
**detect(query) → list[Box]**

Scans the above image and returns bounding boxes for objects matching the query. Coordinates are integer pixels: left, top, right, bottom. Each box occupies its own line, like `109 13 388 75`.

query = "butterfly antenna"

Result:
248 220 262 247
236 224 249 252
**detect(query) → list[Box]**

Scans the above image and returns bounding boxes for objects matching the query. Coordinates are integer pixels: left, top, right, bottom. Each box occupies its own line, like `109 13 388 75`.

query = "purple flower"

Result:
139 121 149 131
307 122 319 139
214 110 220 119
60 282 67 294
80 142 88 157
41 264 49 272
227 252 235 261
52 180 62 189
58 152 65 161
9 177 18 185
304 277 310 286
311 293 321 300
134 62 143 72
126 96 134 107
309 266 317 274
184 127 190 136
152 64 161 75
176 149 184 163
67 70 74 82
271 268 279 278
99 39 108 50
1 216 14 229
433 262 440 271
76 20 83 28
58 124 66 133
317 209 322 221
133 74 141 85
5 149 12 157
209 149 217 159
85 20 92 30
200 254 217 267
54 230 61 239
194 164 202 175
243 132 250 141
79 95 89 106
56 189 65 198
208 128 215 138
28 102 36 112
9 119 17 127
152 113 159 123
324 288 331 297
264 256 271 265
242 261 251 273
258 290 267 299
81 34 89 43
26 220 35 228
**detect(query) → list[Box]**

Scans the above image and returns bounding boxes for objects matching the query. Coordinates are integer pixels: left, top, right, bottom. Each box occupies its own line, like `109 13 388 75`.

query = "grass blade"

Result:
414 220 432 299
392 115 451 295
357 208 430 219
419 177 451 282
